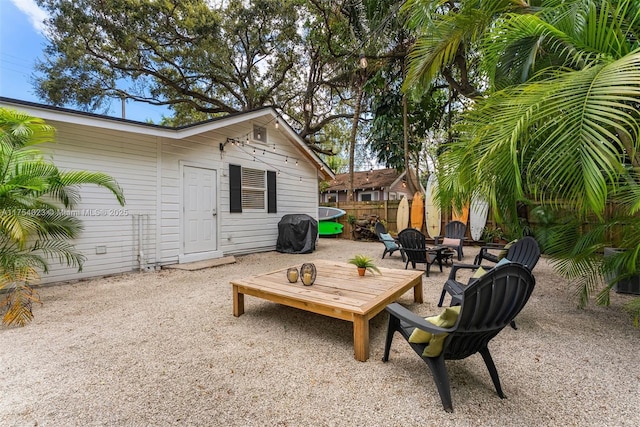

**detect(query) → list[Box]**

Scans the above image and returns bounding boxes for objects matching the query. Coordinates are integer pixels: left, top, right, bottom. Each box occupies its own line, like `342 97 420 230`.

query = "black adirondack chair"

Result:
439 236 540 329
383 263 536 413
397 228 440 277
374 222 404 261
434 220 467 260
473 236 540 269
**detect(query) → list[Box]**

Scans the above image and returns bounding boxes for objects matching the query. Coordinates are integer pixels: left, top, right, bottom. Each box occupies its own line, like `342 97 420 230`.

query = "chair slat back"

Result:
444 263 535 359
397 228 427 264
506 236 541 270
374 222 387 237
445 221 467 239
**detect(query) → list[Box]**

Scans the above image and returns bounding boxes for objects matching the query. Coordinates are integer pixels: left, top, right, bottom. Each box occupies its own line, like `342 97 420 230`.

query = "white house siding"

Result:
36 122 159 283
218 160 319 255
222 126 319 255
158 118 320 261
1 98 332 283
158 131 221 263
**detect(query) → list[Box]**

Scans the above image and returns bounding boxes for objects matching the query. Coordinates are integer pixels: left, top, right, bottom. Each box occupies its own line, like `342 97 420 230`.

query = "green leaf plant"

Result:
348 254 382 275
0 108 125 326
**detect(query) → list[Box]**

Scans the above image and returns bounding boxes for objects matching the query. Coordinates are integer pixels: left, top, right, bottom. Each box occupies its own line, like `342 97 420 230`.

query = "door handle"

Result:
212 209 217 216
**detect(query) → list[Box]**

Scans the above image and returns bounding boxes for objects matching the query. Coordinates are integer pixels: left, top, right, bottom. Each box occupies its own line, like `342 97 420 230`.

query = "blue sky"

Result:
0 0 167 123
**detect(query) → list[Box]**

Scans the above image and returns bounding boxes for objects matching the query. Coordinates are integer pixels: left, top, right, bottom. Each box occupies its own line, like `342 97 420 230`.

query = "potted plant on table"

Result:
348 255 381 276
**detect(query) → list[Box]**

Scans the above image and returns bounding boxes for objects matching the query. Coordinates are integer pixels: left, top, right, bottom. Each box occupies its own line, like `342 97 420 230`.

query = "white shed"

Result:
0 98 334 284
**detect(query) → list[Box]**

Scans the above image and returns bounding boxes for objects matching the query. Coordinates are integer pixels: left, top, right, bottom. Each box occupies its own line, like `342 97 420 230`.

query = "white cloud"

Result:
10 0 49 34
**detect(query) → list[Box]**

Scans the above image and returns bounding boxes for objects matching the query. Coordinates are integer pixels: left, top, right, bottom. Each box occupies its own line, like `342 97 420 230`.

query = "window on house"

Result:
326 194 336 203
358 191 378 202
242 167 265 209
229 164 276 213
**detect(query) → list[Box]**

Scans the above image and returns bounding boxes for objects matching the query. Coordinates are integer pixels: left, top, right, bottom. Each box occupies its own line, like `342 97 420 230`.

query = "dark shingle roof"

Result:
322 168 401 192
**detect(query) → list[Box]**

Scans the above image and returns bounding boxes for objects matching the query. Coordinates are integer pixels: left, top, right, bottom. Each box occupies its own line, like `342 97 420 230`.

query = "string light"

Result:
218 111 332 182
359 53 368 69
222 136 304 168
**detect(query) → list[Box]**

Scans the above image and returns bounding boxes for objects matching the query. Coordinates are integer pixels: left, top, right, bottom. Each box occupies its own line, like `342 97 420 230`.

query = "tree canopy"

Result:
404 0 640 321
34 0 380 146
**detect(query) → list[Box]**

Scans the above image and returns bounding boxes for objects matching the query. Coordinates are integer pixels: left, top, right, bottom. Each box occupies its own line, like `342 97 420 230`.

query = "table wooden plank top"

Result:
231 259 424 361
231 259 423 318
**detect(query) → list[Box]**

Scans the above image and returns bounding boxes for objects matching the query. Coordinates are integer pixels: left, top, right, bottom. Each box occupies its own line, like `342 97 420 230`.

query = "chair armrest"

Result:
448 263 482 281
386 303 456 334
476 245 503 264
479 243 506 250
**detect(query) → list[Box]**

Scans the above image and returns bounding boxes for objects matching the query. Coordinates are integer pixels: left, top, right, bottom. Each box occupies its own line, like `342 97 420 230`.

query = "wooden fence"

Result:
320 200 629 247
320 200 497 243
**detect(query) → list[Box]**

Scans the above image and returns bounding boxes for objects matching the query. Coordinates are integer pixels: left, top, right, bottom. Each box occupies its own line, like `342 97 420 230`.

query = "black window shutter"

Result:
267 170 277 213
229 164 242 213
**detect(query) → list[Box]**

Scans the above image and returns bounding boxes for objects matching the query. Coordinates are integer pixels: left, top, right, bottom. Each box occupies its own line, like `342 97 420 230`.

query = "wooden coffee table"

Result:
231 259 424 361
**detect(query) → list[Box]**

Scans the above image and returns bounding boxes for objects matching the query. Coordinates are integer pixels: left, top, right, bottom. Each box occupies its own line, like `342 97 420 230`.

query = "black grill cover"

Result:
276 214 318 254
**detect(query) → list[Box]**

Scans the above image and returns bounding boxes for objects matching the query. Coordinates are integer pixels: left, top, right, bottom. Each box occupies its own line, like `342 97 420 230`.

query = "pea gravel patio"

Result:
1 239 638 426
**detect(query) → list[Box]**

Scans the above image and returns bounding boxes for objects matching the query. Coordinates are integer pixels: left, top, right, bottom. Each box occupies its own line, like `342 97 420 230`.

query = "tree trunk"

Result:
402 92 417 194
348 83 364 202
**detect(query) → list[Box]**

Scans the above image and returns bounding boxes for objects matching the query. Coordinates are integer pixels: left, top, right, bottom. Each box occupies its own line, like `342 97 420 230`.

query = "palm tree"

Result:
405 0 640 323
0 108 125 326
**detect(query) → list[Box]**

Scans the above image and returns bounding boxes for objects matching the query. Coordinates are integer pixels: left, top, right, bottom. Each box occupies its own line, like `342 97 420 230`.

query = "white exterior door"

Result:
183 166 217 254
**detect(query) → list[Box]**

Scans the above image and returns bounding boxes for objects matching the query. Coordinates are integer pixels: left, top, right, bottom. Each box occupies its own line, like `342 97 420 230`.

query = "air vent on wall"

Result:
253 124 267 144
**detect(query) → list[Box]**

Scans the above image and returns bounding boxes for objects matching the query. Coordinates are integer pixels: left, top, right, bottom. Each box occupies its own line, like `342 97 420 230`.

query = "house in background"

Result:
0 97 334 284
320 168 423 203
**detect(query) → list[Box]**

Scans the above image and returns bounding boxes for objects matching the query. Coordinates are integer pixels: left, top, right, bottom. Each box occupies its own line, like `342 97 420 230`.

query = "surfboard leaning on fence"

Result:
410 191 424 230
469 195 489 241
397 196 409 232
425 174 441 239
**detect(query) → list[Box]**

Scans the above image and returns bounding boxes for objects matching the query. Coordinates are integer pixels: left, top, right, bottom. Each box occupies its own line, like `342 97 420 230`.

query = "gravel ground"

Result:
1 238 639 426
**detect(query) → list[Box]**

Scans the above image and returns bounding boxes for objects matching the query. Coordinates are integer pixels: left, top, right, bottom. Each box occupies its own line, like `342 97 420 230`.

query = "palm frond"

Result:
0 108 56 148
0 108 125 326
0 281 40 327
30 239 86 270
52 170 125 207
452 50 640 217
624 297 640 327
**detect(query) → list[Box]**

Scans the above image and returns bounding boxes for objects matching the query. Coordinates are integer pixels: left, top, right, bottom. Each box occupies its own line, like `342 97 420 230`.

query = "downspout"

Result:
137 214 145 272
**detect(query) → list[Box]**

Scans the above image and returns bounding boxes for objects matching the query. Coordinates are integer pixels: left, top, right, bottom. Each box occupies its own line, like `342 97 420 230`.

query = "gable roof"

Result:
323 168 404 192
0 97 334 180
